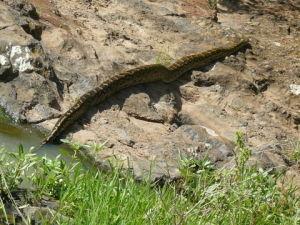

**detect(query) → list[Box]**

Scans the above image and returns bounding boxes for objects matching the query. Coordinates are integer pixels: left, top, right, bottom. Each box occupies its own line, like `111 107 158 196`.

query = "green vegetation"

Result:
0 134 300 224
208 0 218 9
291 141 300 164
0 106 12 123
61 139 106 157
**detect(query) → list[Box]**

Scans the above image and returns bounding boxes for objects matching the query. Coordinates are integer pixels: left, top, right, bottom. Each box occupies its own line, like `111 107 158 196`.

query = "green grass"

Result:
0 134 300 224
0 106 12 123
291 141 300 164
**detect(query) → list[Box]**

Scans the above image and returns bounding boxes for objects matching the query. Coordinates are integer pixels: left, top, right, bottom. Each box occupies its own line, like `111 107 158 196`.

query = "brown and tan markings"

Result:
41 39 250 146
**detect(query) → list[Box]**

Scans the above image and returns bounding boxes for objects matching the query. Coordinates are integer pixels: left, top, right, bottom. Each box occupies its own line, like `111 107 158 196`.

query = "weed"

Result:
31 155 76 198
233 131 251 176
60 139 90 157
0 134 299 224
87 140 107 152
61 139 107 155
0 145 37 192
177 133 299 224
291 141 300 163
0 106 12 123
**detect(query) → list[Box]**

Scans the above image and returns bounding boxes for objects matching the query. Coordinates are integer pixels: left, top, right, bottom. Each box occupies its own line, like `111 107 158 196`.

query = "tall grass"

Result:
0 134 300 224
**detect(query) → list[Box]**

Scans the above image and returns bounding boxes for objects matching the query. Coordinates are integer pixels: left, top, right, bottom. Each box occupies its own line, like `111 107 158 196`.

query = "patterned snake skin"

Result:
41 39 249 145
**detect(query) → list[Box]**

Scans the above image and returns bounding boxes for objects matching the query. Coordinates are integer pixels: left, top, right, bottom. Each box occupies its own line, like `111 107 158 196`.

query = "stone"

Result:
0 0 299 183
72 130 98 144
9 45 34 72
122 92 165 123
8 0 39 19
290 84 300 95
22 206 72 224
25 103 61 123
0 54 17 82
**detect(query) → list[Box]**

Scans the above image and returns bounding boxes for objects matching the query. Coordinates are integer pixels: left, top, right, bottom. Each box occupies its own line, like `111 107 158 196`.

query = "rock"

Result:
7 0 39 19
118 136 135 147
0 3 61 122
290 84 300 95
0 0 299 183
22 206 72 224
81 122 235 181
0 54 17 82
0 55 10 67
0 188 72 224
247 143 290 171
123 93 162 122
191 71 216 87
18 17 44 40
279 166 300 196
9 45 34 73
0 70 60 121
25 103 61 123
121 82 180 124
72 130 98 144
174 125 234 163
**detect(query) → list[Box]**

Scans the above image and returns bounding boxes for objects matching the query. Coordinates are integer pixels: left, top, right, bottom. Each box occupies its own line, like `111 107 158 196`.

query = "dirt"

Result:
0 0 299 182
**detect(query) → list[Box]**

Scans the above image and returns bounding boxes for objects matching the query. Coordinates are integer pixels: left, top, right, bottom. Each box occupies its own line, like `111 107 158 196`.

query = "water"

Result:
0 120 74 162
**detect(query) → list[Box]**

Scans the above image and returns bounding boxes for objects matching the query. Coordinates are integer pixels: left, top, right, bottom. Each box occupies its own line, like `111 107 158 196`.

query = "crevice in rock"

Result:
192 73 216 87
19 19 44 41
29 114 61 124
0 25 14 31
248 79 271 94
0 68 19 83
46 67 64 100
173 113 194 127
165 13 187 18
127 113 165 124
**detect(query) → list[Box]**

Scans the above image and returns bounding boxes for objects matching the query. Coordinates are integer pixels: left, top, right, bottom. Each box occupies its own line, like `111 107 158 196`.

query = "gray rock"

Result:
0 54 17 82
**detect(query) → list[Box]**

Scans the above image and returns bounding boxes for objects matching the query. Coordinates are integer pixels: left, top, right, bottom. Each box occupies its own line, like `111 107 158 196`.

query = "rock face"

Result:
0 2 61 122
0 0 299 181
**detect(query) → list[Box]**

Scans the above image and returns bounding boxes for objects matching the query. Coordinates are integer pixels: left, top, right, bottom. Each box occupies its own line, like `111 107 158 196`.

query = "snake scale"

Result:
41 39 249 145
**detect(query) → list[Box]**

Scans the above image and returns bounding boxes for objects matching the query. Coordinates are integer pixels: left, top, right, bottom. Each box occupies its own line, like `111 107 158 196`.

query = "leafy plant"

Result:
87 141 107 152
60 139 90 157
61 139 107 155
0 145 37 192
233 131 251 176
31 155 77 198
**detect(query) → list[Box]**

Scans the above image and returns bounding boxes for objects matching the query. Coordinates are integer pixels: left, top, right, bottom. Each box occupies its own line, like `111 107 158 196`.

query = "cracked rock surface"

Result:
0 0 299 181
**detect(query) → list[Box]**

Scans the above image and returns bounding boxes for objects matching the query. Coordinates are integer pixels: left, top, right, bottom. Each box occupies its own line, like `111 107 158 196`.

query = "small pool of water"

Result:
0 120 75 162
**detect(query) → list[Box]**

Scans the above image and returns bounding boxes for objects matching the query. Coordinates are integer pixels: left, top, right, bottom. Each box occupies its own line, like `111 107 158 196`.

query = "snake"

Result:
41 39 249 145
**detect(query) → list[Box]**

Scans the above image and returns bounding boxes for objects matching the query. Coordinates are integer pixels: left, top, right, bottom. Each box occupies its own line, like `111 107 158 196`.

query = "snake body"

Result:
42 39 249 145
